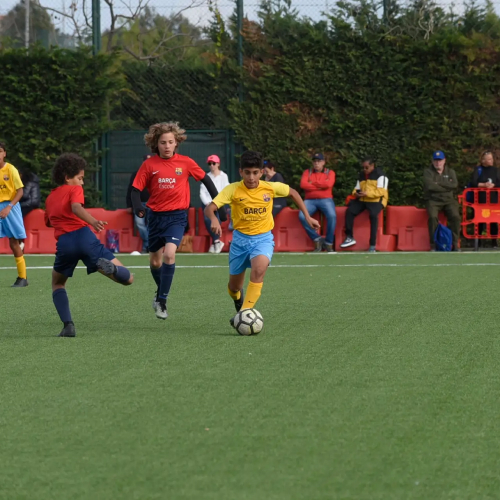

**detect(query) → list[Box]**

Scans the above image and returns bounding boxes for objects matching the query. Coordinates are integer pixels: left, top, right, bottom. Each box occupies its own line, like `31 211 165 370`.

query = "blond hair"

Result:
144 122 187 154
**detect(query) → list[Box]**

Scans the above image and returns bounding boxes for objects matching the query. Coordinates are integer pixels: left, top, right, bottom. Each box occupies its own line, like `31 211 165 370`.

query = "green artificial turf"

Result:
1 252 500 500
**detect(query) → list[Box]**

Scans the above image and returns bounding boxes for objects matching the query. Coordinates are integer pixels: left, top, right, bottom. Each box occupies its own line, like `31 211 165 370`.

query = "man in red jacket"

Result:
299 153 336 252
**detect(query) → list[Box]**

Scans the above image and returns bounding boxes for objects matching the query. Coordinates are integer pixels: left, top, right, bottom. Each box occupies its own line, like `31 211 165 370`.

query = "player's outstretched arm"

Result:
204 202 222 237
201 174 227 222
71 203 107 232
288 188 321 231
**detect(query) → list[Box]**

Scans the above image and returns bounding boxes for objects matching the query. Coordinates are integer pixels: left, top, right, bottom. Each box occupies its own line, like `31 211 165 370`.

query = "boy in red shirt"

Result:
45 153 134 337
131 122 224 321
299 153 336 252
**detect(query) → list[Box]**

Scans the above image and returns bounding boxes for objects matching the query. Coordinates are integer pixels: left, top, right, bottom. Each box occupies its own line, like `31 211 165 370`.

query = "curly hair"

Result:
240 151 263 169
52 153 87 186
144 122 187 154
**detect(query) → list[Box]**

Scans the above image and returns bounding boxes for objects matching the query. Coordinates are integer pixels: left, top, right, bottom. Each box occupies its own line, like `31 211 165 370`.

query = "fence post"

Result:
236 0 244 102
92 0 101 54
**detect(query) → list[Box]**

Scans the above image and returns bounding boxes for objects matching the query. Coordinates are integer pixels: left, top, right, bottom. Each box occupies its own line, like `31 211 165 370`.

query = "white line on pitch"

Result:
1 263 500 271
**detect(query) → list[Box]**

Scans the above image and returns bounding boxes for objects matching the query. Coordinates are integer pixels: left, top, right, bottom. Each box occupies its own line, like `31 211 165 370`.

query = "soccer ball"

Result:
233 308 264 336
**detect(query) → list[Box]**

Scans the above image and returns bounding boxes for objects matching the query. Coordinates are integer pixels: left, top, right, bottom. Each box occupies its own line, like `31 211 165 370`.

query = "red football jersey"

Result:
132 154 206 212
45 185 89 240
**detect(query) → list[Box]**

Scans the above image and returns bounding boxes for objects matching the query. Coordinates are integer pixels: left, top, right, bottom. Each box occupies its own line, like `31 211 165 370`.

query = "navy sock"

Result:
150 266 161 289
53 288 72 323
158 263 175 301
113 265 131 284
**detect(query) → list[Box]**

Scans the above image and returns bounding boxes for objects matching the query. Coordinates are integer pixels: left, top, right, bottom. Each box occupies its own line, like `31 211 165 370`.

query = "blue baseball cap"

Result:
432 150 446 160
312 153 325 161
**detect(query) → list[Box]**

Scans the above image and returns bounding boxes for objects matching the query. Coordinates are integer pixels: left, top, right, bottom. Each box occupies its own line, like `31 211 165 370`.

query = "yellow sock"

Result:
15 256 27 279
228 286 241 301
242 281 263 310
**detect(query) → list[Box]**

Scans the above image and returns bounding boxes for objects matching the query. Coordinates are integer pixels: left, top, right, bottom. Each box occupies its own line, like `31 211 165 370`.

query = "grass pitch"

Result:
1 252 500 500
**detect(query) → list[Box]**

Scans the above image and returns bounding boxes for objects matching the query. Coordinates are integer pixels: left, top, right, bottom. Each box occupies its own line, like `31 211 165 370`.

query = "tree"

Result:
0 0 56 48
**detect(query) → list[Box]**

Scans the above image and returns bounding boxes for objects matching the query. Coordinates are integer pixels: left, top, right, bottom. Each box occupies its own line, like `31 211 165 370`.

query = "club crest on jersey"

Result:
175 168 183 175
3 175 9 181
263 193 271 202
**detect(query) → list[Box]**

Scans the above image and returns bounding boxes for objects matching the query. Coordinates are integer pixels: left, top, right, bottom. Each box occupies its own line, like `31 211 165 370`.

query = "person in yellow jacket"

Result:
340 157 388 252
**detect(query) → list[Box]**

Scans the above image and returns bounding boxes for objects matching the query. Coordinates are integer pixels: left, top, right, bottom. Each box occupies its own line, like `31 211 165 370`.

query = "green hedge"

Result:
0 45 122 205
224 3 500 205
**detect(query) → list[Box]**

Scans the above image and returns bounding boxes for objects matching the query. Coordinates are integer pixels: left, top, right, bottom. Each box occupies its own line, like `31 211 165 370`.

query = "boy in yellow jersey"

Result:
204 150 320 327
0 142 28 287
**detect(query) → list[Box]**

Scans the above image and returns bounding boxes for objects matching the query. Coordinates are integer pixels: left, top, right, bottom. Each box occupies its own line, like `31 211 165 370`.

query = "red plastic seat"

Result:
386 206 446 251
273 207 315 252
23 209 57 254
87 209 142 252
0 237 11 254
335 207 395 251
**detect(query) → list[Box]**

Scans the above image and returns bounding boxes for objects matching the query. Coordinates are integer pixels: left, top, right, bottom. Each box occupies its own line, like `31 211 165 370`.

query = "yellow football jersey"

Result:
212 180 290 235
0 163 23 203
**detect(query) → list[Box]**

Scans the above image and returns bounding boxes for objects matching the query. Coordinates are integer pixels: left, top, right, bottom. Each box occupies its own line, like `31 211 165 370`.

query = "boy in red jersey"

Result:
131 122 225 320
45 153 134 337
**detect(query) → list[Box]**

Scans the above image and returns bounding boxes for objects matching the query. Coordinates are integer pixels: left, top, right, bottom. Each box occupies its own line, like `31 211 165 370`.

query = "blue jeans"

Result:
134 202 149 251
203 204 221 243
299 198 336 245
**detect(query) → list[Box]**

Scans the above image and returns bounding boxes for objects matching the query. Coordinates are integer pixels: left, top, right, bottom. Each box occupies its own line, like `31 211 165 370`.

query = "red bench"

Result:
386 206 446 251
334 207 396 252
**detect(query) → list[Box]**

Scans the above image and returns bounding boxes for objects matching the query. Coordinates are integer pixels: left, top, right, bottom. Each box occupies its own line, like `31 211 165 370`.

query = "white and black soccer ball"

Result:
233 308 264 336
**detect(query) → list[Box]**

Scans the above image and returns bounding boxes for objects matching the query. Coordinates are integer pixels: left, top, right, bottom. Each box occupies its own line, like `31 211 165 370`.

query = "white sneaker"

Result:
156 300 168 320
214 241 225 254
152 295 159 311
208 244 215 254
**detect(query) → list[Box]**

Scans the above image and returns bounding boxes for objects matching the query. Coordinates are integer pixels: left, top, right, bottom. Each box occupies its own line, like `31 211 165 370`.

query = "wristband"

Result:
8 203 14 208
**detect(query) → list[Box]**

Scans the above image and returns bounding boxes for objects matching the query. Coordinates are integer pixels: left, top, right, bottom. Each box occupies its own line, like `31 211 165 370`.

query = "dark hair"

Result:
263 159 275 169
0 141 6 151
240 151 263 169
362 157 375 165
52 153 87 185
19 167 35 183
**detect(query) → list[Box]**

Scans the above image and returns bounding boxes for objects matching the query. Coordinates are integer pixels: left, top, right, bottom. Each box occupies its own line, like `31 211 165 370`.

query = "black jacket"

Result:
126 170 149 208
268 172 286 207
470 165 500 203
20 175 41 217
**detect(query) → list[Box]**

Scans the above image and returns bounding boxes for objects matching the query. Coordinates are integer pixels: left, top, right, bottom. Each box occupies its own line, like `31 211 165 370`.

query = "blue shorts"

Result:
229 230 275 276
0 201 26 239
54 226 115 277
148 209 187 253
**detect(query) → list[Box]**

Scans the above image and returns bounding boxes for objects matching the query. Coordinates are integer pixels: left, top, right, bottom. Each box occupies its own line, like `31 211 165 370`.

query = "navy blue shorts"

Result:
54 226 115 278
147 209 187 253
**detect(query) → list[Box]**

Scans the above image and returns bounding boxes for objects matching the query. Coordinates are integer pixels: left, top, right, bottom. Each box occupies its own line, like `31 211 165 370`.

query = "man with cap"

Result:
423 150 461 251
299 153 336 252
200 154 230 253
263 159 287 217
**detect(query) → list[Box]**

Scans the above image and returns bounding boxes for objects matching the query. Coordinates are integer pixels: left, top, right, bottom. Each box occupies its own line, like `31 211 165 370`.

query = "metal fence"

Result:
102 129 237 209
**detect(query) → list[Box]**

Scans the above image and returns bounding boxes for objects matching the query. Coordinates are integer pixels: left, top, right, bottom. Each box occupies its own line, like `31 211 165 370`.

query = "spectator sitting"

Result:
299 153 336 252
469 150 500 247
126 155 151 253
423 150 461 251
200 155 230 253
263 159 286 217
19 168 41 218
340 157 388 252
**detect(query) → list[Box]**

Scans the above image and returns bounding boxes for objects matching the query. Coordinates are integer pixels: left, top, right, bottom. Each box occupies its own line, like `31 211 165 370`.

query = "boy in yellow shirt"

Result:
0 142 28 287
204 150 320 328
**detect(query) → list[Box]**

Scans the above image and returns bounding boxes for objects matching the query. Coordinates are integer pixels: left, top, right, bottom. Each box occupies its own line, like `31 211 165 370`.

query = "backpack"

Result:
466 167 482 203
434 223 453 251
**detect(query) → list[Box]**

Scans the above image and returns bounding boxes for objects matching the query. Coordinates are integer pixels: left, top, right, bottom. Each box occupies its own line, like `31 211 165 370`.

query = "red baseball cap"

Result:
207 155 220 164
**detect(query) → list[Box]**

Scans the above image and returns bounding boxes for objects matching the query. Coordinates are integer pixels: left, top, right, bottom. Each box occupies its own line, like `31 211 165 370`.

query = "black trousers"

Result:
345 200 384 246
